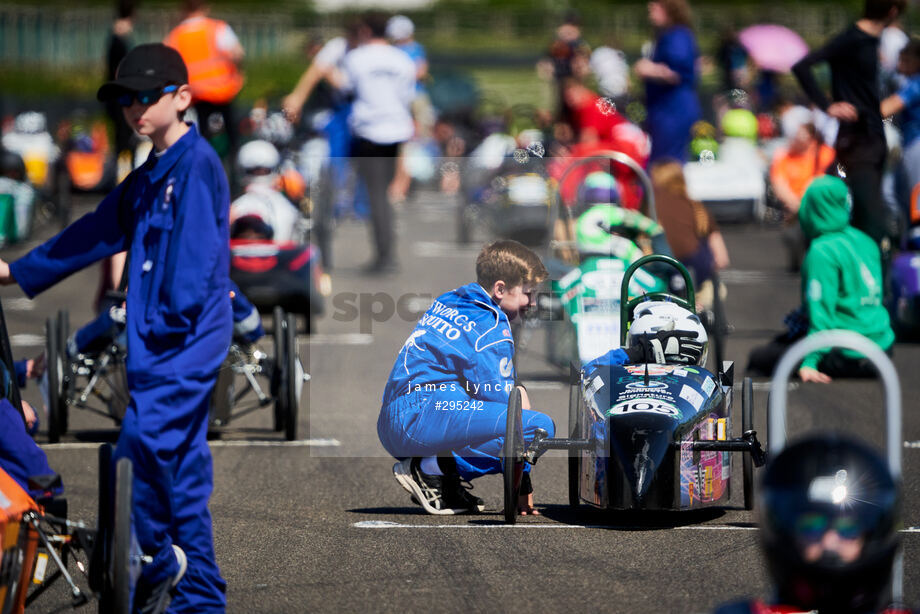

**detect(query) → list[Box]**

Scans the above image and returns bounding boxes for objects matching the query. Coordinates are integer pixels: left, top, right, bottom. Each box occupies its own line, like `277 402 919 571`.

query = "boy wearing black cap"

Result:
0 43 230 613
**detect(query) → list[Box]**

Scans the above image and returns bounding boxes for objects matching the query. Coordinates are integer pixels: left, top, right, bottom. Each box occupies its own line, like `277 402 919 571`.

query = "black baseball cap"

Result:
97 43 188 102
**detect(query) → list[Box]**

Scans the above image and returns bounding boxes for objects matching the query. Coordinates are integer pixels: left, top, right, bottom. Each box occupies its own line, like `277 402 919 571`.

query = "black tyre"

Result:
54 163 72 229
112 457 133 614
57 310 70 434
90 444 113 597
742 377 755 511
503 388 524 525
710 271 727 373
272 306 286 432
567 382 582 508
208 354 235 429
45 317 64 443
284 312 299 441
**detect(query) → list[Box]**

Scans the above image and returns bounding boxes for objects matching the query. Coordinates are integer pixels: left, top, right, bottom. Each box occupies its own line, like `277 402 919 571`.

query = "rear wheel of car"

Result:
57 310 70 434
112 457 133 614
742 377 755 511
284 312 299 442
567 381 582 508
272 306 286 432
45 316 64 443
503 387 524 525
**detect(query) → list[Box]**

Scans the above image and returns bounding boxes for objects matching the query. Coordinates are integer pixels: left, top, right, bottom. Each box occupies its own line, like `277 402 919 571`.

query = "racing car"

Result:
1 444 138 613
502 255 766 524
44 305 305 442
0 297 138 612
229 239 325 333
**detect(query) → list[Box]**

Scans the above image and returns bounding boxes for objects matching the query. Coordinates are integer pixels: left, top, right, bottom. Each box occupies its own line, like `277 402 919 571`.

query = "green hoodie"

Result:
798 176 894 370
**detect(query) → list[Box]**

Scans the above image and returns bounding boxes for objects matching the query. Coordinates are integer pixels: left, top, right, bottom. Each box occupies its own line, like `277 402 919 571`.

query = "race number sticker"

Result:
680 385 704 410
609 400 679 417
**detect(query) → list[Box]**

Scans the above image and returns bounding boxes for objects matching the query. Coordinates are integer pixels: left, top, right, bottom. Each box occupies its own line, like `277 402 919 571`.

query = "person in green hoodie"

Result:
748 175 895 382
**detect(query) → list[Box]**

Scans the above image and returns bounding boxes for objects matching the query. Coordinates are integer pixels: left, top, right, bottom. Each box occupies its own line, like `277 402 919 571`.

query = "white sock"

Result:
420 456 443 476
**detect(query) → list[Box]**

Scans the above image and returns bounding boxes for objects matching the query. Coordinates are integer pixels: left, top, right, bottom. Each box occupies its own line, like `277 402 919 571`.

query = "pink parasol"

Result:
738 24 809 73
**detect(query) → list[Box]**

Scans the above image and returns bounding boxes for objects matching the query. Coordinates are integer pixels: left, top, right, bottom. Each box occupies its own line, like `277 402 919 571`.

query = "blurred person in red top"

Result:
551 79 651 211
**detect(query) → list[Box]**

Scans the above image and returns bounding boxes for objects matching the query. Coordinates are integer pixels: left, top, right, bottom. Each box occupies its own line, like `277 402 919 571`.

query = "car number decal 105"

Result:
608 400 679 417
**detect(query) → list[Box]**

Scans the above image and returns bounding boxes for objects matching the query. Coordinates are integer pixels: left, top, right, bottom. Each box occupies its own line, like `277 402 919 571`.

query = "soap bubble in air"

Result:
513 148 530 164
596 97 616 116
526 141 545 158
699 150 715 165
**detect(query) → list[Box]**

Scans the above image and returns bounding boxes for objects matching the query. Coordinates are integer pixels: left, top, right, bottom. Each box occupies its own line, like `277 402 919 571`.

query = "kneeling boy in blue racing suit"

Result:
379 240 555 515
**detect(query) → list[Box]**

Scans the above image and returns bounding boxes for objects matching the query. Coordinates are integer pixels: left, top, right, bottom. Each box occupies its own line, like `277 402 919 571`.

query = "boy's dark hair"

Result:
117 0 136 20
562 10 580 26
363 11 390 38
476 240 548 291
863 0 905 20
901 37 920 63
183 0 207 13
659 0 694 28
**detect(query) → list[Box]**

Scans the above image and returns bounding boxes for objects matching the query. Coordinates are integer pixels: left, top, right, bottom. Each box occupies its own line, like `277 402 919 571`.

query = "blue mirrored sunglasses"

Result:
117 85 178 107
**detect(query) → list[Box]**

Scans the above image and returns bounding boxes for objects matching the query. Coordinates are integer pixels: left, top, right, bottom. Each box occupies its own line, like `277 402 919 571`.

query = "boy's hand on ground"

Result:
27 353 45 379
0 259 16 286
799 366 832 384
517 492 540 516
21 401 37 430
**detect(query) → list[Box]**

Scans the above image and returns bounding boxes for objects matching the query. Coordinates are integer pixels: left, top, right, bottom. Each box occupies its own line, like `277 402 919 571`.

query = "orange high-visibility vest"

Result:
165 17 243 105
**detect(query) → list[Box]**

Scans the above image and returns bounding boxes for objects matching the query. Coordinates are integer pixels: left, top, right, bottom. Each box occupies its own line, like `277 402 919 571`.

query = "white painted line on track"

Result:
307 334 374 345
520 381 566 390
42 438 341 450
904 441 920 449
718 270 794 284
10 333 45 347
3 297 34 311
353 521 920 533
750 381 799 392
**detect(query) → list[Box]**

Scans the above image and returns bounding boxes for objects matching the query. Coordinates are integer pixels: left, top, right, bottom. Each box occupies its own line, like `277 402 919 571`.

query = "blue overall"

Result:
11 124 231 613
644 25 701 163
378 283 555 479
0 396 59 499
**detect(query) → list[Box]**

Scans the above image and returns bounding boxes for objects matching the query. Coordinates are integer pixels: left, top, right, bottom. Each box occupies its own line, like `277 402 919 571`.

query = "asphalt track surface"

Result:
3 190 919 613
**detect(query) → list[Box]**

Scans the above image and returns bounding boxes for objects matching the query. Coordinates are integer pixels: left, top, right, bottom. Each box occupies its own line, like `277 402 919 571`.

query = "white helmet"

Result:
238 140 281 175
386 15 414 41
14 111 47 135
626 300 708 366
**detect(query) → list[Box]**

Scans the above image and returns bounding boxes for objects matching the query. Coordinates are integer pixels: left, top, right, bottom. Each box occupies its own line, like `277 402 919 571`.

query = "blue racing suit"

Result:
378 283 555 479
11 124 230 613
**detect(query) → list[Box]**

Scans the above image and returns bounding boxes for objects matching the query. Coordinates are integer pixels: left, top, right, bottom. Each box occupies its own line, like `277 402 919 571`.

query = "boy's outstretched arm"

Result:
2 181 132 297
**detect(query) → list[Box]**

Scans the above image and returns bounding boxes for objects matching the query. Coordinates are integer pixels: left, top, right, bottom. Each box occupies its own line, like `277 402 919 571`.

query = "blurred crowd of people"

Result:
2 0 919 372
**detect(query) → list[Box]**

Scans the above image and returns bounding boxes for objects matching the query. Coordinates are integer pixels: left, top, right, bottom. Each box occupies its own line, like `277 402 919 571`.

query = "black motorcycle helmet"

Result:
0 148 26 181
759 433 901 614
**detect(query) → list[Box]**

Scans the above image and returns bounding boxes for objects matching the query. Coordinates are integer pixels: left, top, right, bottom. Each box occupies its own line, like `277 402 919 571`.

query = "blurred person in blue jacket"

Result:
634 0 702 163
